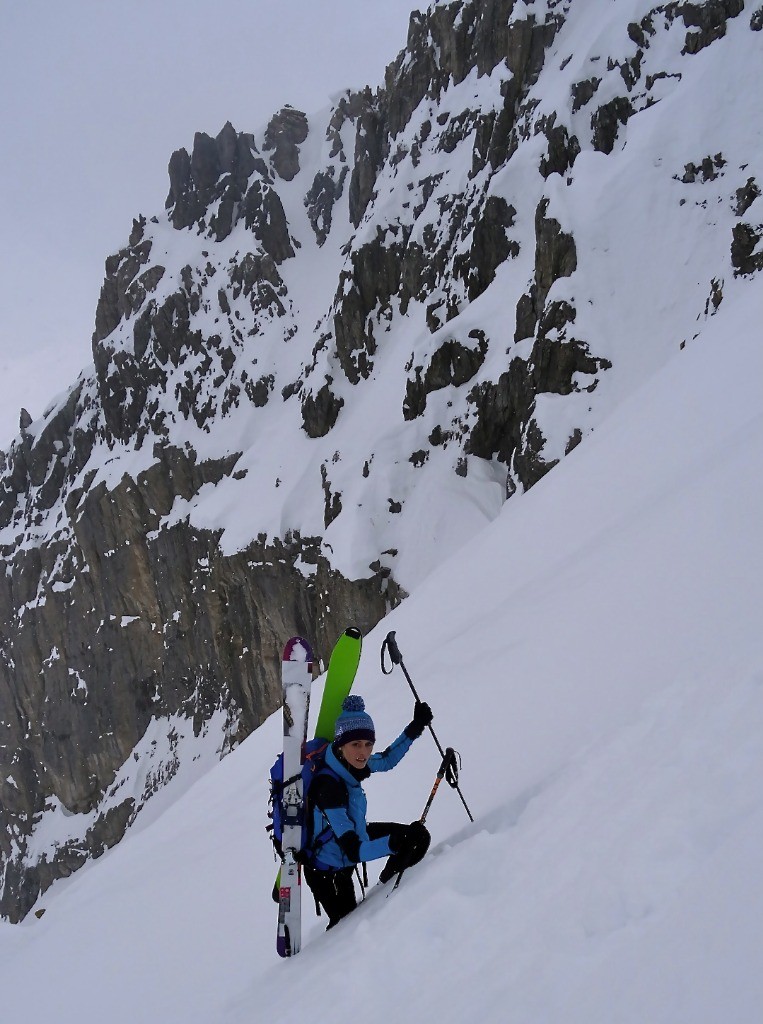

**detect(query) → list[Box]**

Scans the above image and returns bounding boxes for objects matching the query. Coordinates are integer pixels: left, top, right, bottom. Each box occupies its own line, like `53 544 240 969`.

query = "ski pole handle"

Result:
382 630 423 702
382 630 402 667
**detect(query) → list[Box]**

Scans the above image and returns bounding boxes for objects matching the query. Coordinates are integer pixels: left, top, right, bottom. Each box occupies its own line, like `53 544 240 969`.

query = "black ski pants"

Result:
304 821 430 928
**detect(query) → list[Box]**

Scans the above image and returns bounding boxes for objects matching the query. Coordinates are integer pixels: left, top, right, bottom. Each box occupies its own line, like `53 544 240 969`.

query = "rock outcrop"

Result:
1 0 759 921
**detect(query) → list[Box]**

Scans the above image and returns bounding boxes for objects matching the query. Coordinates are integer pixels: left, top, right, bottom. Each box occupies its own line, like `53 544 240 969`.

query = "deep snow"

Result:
0 270 760 1023
2 0 762 1019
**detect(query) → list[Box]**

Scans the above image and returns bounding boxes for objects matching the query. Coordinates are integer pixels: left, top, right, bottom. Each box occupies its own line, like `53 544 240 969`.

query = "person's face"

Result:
340 738 375 770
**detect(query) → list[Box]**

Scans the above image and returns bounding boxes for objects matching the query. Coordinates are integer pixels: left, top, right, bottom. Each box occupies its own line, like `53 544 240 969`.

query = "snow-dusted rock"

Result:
0 0 759 921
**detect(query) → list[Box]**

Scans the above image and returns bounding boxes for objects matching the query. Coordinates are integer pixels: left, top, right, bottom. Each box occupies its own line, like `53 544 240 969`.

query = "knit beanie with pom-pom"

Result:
333 695 375 745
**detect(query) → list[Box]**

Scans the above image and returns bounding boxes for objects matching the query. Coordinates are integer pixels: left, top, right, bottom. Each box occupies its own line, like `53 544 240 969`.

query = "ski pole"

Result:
419 746 460 824
381 631 474 823
391 746 461 892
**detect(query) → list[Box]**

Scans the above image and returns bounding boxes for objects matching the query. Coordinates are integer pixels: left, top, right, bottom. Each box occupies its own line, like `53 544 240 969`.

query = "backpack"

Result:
267 738 342 860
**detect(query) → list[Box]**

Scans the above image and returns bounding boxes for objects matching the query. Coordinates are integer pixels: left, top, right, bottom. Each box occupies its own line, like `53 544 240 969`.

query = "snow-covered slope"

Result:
1 0 761 947
1 251 760 1022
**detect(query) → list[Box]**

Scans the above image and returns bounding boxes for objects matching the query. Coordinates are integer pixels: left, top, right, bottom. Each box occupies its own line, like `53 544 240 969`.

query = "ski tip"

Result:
344 626 362 640
283 636 313 664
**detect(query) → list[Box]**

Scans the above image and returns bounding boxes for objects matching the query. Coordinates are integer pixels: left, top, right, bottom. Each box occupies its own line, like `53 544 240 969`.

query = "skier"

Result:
303 694 433 928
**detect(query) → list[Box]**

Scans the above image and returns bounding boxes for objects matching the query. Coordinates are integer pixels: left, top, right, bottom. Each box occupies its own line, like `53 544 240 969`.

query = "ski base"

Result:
276 636 313 957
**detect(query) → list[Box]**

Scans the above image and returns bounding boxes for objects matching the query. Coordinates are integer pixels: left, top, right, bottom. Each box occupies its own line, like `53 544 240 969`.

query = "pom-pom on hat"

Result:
334 695 375 745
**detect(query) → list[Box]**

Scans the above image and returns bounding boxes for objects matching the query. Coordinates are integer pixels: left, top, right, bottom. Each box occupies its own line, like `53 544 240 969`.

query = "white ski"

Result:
276 636 313 957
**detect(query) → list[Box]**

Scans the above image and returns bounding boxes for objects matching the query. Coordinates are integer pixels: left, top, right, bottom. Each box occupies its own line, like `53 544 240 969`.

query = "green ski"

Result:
313 626 362 740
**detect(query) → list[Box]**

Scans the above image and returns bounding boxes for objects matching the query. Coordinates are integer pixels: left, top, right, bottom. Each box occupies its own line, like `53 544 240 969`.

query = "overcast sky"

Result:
0 0 417 446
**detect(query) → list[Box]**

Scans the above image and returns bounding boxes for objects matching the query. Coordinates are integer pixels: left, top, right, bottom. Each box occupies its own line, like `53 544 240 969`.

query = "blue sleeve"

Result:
322 803 357 839
322 806 393 862
368 730 414 774
359 835 394 861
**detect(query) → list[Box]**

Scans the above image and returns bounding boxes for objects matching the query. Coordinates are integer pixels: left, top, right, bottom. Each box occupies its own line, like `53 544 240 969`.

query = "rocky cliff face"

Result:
1 0 760 920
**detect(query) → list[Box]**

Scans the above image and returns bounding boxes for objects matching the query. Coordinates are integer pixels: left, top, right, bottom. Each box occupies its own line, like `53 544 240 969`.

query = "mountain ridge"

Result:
0 0 760 920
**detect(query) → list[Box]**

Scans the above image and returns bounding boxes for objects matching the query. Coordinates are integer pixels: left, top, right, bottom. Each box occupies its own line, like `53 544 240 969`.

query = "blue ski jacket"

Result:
307 731 414 870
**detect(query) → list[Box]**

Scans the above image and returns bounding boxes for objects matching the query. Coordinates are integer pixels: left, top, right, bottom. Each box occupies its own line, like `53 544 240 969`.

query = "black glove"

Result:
405 700 433 739
388 820 431 858
405 820 430 847
337 830 361 863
